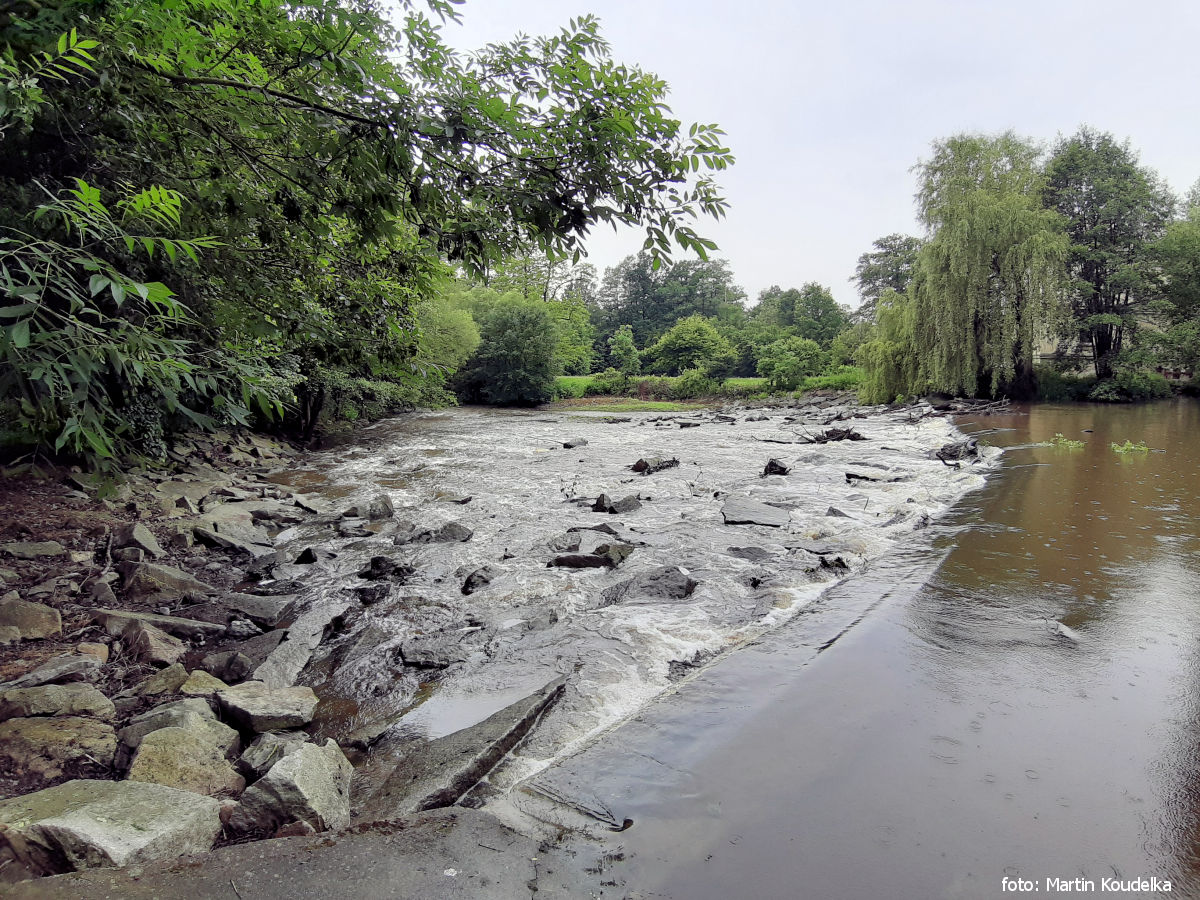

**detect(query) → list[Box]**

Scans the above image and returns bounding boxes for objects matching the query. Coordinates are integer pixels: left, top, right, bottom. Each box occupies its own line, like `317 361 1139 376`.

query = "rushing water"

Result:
502 399 1200 899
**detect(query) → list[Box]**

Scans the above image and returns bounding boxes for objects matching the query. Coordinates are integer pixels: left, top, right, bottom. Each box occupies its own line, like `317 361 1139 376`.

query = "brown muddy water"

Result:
511 400 1200 899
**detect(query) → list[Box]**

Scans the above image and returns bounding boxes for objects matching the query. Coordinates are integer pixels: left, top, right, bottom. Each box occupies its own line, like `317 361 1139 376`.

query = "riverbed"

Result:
506 399 1200 898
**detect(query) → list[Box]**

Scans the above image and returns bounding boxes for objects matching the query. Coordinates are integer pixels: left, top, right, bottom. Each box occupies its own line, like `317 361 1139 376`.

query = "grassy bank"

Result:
553 366 864 404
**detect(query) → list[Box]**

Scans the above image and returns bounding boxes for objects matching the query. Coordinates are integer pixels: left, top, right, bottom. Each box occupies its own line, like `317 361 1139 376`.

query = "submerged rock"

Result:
592 494 641 514
631 456 679 474
393 521 474 545
762 458 791 476
342 493 394 520
461 565 500 595
721 497 791 528
600 566 698 606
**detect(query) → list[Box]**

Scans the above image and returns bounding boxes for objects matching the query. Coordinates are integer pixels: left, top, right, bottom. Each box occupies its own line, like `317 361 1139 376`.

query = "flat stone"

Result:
124 621 186 667
113 523 165 560
129 662 189 697
0 599 61 640
252 602 350 688
216 592 293 625
120 562 215 601
216 682 319 732
0 684 115 722
362 676 566 819
0 541 65 560
180 670 229 696
76 642 109 664
401 628 487 669
341 493 394 521
0 716 116 780
0 779 220 878
228 739 351 834
94 609 225 641
3 654 101 689
721 497 791 528
393 521 473 545
200 650 253 683
116 698 238 770
127 726 246 798
193 525 275 560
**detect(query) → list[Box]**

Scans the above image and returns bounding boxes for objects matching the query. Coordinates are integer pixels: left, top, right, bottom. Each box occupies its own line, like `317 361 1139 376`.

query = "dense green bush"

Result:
583 368 628 396
453 299 559 405
1088 371 1173 402
1034 367 1095 401
799 366 864 394
672 368 717 399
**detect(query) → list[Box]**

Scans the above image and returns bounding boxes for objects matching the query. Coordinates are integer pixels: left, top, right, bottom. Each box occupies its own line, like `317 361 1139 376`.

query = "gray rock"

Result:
2 654 101 689
357 556 413 581
721 497 791 528
216 591 293 625
228 739 352 834
120 562 215 601
217 681 319 732
227 619 260 640
592 494 641 514
0 779 220 878
127 726 246 797
763 458 791 476
94 608 226 641
252 602 351 688
631 456 679 474
179 669 229 696
0 598 61 640
562 437 588 449
393 521 474 545
0 541 65 560
600 566 698 606
113 522 166 560
825 506 852 518
461 565 499 595
124 621 187 667
401 628 487 669
238 731 311 779
193 525 275 560
342 493 394 521
0 684 115 722
0 625 19 644
0 716 116 779
116 698 238 770
727 546 775 563
350 583 392 605
127 662 189 698
549 542 634 569
201 649 253 683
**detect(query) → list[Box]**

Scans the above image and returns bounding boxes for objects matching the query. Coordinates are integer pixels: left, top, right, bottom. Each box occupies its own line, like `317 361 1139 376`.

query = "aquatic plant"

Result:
1110 440 1150 454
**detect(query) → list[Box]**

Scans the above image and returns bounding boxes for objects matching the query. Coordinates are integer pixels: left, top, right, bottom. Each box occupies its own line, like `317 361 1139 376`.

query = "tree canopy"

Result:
0 0 733 462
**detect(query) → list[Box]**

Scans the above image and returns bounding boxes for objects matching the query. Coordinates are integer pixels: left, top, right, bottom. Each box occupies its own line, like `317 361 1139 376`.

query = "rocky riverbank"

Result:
0 395 999 886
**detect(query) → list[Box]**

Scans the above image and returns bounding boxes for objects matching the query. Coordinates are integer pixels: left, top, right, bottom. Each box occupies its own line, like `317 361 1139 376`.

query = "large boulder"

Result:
721 497 791 528
127 726 246 797
116 697 238 770
0 716 116 780
252 601 351 688
0 598 61 640
216 681 319 732
0 684 114 722
392 521 473 545
228 739 352 834
0 779 220 880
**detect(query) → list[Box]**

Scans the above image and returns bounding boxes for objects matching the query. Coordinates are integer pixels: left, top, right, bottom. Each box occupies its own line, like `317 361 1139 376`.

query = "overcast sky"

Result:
437 1 1200 308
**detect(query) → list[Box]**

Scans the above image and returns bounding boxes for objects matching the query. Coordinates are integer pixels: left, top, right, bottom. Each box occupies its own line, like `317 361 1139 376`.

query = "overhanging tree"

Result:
909 132 1068 398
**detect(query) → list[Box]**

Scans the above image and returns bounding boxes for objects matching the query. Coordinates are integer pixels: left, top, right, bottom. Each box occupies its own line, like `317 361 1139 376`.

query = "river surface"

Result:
505 400 1200 899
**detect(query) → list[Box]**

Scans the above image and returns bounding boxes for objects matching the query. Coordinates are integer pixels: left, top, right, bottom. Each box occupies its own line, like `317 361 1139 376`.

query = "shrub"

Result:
799 365 864 394
453 298 558 405
584 368 627 396
672 368 717 399
1088 371 1172 402
1035 367 1094 402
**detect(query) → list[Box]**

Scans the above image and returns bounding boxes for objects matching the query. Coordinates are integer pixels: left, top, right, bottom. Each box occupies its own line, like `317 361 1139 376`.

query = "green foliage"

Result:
751 283 848 347
672 367 717 399
1043 127 1174 379
454 298 558 405
607 324 641 376
799 366 864 394
852 234 922 322
909 131 1068 398
546 294 595 376
755 336 828 391
1087 371 1172 403
642 314 736 377
554 375 591 399
1110 439 1150 454
1033 366 1095 402
855 291 922 404
0 2 732 461
582 368 628 396
1050 433 1085 449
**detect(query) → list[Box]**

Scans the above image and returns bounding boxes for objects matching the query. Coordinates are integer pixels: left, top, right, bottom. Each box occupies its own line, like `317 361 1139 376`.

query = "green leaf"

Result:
11 320 30 348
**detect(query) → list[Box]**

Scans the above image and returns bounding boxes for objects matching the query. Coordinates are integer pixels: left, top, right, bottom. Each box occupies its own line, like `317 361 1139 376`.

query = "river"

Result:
498 399 1200 898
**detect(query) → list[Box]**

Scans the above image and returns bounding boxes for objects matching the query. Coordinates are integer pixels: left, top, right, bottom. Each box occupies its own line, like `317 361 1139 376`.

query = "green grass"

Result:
797 366 864 394
578 399 705 412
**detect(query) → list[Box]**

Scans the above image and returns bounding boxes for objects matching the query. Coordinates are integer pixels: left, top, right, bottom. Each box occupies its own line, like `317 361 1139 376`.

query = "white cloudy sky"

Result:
435 0 1200 307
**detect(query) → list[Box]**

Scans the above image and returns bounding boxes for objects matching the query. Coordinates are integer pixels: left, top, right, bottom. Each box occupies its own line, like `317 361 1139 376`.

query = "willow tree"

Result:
909 133 1068 398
